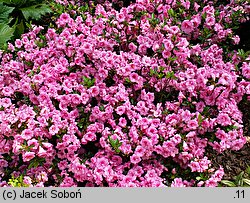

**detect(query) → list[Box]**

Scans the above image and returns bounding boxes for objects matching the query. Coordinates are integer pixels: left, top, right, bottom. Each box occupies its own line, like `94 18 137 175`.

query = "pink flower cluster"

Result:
0 0 249 187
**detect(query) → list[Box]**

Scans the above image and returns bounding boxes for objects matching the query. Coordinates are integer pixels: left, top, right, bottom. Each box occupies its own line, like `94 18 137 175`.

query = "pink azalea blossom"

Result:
181 20 194 34
23 152 35 162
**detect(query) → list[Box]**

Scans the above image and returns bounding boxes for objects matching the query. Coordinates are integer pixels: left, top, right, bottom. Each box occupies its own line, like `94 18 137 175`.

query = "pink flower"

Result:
60 177 76 187
163 39 174 51
116 106 126 115
23 176 32 185
118 117 127 128
81 93 89 104
128 42 137 53
218 73 232 86
2 87 13 96
116 13 125 22
181 20 194 34
146 126 157 136
82 43 93 55
168 26 180 34
96 157 109 168
135 146 146 157
197 181 204 187
71 94 81 105
0 159 8 168
217 113 231 126
138 44 147 55
130 154 141 164
58 160 68 170
88 86 99 97
23 152 35 162
15 39 23 48
130 72 139 83
0 98 11 108
27 139 39 149
162 50 171 58
205 16 215 26
37 146 47 158
49 125 60 135
232 35 240 45
171 178 186 187
152 43 160 52
205 178 218 187
84 132 97 141
242 62 250 79
187 120 199 130
196 102 205 112
140 137 152 149
22 129 33 140
213 167 224 181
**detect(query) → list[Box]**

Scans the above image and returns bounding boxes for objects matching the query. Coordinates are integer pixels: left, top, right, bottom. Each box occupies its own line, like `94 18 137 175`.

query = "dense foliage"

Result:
0 0 249 187
0 0 51 49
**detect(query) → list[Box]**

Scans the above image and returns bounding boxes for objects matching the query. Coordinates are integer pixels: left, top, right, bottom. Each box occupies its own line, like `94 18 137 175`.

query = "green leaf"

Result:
0 0 12 4
99 105 105 112
28 160 37 169
8 174 29 187
165 71 177 80
201 13 207 20
215 10 220 17
178 8 184 14
159 66 165 71
124 78 132 84
130 98 135 105
162 109 169 115
20 4 52 21
0 23 15 48
167 8 175 17
0 3 14 23
202 106 210 114
0 0 26 7
79 3 89 12
196 176 202 181
55 134 62 138
108 135 115 146
246 165 250 175
235 171 244 186
158 73 164 79
27 157 45 169
220 180 236 187
168 56 178 61
108 136 122 153
150 68 157 76
242 178 250 186
14 20 24 39
151 13 155 19
198 114 203 125
82 76 95 88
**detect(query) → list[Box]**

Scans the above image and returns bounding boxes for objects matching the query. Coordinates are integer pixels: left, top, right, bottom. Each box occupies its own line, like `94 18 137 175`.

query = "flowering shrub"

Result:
0 0 250 187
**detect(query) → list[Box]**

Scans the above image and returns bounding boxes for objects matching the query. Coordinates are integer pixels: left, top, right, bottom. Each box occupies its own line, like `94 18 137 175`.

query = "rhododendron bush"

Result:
0 0 250 187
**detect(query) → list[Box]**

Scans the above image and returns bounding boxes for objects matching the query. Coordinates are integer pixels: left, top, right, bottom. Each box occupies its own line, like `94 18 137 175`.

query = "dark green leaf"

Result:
0 23 15 48
0 2 14 23
235 171 244 186
20 4 52 21
14 20 24 39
